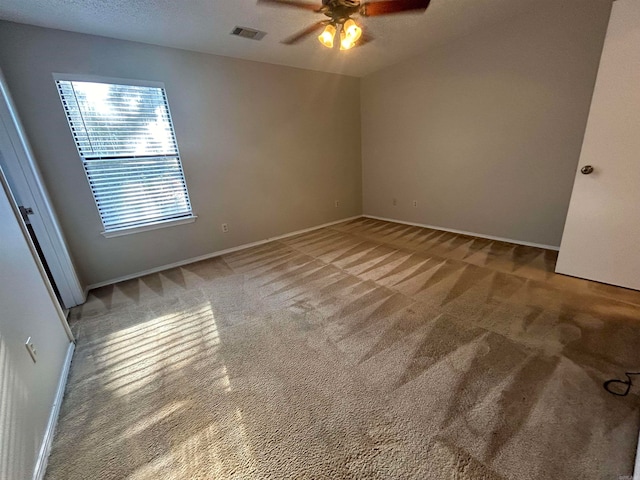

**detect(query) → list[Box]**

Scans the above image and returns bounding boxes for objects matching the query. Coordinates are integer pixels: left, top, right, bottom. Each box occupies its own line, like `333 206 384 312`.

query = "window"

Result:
55 77 194 236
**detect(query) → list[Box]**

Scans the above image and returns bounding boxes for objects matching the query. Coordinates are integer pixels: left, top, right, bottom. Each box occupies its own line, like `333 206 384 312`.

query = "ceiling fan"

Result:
257 0 431 50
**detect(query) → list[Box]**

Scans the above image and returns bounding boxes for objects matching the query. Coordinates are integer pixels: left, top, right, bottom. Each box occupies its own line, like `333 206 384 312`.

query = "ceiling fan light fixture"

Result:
261 0 432 48
343 19 362 43
340 29 355 50
318 23 336 48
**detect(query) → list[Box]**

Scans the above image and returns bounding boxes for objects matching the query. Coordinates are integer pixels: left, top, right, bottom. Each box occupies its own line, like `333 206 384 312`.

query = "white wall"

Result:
0 21 362 287
361 0 611 247
0 166 72 480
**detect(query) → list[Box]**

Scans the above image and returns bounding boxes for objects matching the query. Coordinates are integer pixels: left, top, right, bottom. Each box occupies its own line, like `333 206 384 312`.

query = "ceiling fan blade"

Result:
257 0 322 12
282 21 328 44
361 0 430 17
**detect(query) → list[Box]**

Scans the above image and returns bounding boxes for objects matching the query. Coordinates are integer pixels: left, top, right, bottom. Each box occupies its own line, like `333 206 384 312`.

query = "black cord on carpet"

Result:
604 372 640 397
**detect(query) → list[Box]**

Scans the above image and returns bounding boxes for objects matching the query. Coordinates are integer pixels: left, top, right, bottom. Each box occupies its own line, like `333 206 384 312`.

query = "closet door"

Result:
0 166 73 479
556 0 640 291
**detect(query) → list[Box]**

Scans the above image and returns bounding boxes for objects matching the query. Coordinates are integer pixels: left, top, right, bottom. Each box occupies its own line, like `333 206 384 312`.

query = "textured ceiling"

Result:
0 0 538 77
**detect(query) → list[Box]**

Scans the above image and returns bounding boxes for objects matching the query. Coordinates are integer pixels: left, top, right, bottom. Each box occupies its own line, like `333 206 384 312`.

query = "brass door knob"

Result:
581 165 594 175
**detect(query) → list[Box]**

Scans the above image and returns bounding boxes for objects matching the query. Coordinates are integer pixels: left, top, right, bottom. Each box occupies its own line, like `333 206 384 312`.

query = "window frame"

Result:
53 73 196 238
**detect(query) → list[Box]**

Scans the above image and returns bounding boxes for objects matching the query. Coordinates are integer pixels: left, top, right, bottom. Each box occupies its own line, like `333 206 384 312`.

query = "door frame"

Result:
0 68 84 308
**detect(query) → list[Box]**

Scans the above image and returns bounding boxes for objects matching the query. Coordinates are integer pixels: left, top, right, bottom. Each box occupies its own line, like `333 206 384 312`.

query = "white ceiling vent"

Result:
230 26 266 41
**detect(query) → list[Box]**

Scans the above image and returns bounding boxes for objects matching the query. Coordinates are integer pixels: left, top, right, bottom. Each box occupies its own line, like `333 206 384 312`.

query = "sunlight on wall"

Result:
0 336 29 479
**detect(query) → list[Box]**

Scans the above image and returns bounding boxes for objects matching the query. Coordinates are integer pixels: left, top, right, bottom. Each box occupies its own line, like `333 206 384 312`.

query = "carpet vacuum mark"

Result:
46 218 640 479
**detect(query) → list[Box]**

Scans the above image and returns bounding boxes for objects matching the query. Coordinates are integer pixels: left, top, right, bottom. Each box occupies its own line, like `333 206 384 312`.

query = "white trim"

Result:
86 215 361 291
0 69 85 308
52 73 165 89
102 215 197 238
363 215 560 251
32 342 75 480
634 428 640 480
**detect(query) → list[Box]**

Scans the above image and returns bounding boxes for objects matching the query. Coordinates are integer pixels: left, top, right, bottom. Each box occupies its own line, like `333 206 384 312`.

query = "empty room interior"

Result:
1 0 640 478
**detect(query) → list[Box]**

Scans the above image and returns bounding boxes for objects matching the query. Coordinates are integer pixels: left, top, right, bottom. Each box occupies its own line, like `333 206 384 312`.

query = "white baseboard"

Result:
85 216 361 291
362 215 560 251
33 341 75 480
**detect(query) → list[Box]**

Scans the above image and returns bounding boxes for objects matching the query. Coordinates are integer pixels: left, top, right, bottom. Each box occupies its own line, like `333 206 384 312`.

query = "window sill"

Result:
101 215 197 238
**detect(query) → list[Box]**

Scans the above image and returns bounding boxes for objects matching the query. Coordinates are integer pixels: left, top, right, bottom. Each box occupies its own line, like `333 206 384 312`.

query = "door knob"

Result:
581 165 594 175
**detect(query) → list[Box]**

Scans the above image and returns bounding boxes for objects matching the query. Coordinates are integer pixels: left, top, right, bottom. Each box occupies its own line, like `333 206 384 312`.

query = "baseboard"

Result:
33 341 75 480
85 215 361 291
363 215 560 251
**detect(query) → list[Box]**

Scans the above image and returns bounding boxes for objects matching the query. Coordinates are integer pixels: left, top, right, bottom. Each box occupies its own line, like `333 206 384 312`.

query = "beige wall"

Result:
361 0 611 247
0 0 613 288
0 21 362 287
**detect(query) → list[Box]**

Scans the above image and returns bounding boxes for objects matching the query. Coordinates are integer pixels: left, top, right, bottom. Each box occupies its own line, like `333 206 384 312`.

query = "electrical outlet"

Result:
334 200 340 208
221 223 229 233
392 198 397 206
413 200 418 207
25 337 37 363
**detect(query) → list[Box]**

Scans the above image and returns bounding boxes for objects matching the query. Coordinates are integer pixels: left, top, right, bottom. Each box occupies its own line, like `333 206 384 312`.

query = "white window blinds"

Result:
56 79 193 233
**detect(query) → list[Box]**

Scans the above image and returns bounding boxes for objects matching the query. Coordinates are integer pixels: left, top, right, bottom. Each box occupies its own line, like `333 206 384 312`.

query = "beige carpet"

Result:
46 218 640 479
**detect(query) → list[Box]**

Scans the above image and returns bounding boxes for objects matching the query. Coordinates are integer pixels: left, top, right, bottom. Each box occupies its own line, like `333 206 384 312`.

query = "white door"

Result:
0 166 74 480
556 0 640 291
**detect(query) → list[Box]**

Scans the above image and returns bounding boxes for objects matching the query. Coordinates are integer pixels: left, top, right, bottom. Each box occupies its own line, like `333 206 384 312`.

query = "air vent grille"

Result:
231 27 266 41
